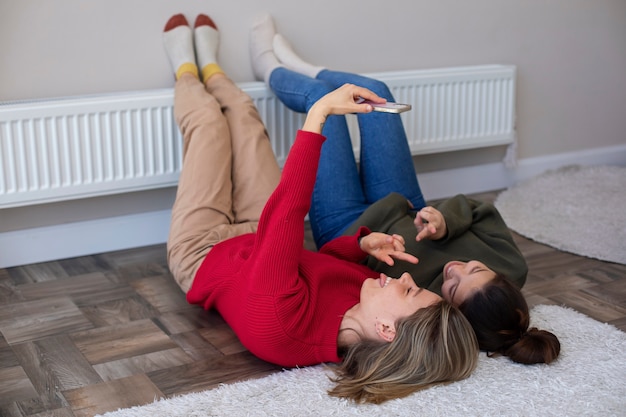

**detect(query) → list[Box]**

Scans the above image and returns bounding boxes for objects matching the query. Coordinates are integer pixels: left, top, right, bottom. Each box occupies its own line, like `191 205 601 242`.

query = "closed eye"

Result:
451 285 458 303
408 287 422 297
471 266 487 275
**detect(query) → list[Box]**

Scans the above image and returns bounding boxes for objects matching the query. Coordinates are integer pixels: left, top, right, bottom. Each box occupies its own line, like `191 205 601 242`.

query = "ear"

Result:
375 320 396 342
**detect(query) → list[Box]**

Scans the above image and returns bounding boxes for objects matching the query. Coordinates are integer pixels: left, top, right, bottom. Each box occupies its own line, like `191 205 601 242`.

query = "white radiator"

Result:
0 65 515 209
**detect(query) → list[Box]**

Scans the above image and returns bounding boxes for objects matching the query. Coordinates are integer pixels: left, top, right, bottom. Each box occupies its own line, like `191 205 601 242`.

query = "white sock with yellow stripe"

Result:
194 14 223 83
163 14 198 80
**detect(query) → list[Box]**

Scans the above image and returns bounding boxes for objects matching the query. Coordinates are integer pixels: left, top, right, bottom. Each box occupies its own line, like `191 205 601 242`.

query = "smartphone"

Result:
356 98 412 114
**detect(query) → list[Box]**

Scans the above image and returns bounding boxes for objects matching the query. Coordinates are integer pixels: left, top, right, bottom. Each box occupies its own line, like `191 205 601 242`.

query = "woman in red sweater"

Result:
162 14 478 404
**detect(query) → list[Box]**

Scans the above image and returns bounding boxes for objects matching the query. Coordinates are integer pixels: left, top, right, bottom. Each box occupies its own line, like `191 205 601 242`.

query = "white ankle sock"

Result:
194 16 223 82
273 33 325 78
249 13 282 83
163 23 197 79
194 25 219 70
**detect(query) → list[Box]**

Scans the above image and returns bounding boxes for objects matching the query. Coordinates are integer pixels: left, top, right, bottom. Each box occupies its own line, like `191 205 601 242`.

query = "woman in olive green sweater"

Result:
254 20 560 365
342 192 527 296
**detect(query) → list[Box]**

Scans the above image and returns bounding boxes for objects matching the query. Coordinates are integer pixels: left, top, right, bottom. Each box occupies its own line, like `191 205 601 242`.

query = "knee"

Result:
307 82 334 107
363 78 393 100
175 104 221 135
339 73 393 100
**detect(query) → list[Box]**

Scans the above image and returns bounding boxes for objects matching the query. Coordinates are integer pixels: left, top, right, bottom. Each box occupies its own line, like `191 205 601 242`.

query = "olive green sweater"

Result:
343 193 527 295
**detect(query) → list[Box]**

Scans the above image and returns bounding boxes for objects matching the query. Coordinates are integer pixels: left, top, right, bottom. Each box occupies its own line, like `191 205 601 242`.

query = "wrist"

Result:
302 105 328 134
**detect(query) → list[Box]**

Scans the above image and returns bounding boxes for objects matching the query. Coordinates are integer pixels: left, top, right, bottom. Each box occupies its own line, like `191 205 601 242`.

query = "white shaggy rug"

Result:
97 305 625 417
494 164 626 264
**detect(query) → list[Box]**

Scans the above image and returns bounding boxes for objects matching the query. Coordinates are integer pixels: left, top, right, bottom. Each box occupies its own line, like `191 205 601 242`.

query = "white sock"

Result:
249 13 282 83
194 15 220 71
273 33 325 78
163 22 197 79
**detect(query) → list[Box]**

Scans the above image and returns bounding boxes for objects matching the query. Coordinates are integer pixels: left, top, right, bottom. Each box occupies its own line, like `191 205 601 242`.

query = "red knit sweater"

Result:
187 130 377 367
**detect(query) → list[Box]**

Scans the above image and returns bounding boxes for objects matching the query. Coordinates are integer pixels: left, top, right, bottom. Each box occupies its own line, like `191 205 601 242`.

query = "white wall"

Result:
2 0 625 159
1 0 625 266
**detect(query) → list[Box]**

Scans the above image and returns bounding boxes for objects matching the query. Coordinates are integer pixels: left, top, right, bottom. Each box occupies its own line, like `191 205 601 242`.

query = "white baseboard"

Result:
0 210 172 268
2 144 625 268
421 143 626 200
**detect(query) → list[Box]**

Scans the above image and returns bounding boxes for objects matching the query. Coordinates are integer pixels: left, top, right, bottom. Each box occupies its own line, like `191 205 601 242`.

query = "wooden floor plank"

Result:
523 272 598 296
79 295 161 327
17 273 120 302
93 347 194 381
0 402 25 417
7 262 70 285
548 290 626 323
62 374 164 417
168 331 223 361
0 366 38 403
0 297 93 345
0 333 20 367
130 275 192 314
147 351 281 397
11 336 102 392
70 319 178 365
581 278 626 308
154 310 210 335
196 313 250 356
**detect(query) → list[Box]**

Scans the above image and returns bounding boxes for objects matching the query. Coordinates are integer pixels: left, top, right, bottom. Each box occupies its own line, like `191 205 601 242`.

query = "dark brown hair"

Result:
459 274 560 364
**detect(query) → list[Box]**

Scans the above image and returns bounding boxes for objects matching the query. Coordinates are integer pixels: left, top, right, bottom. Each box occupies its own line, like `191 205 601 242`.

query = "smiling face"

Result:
359 272 442 340
441 260 497 306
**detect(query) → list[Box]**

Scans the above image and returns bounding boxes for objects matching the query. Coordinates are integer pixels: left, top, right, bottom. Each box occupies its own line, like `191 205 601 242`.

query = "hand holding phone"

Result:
356 97 412 114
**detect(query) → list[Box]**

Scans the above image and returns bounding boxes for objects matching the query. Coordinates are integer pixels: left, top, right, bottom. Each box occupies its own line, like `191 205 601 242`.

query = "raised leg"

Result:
316 70 426 210
269 67 369 247
205 74 281 224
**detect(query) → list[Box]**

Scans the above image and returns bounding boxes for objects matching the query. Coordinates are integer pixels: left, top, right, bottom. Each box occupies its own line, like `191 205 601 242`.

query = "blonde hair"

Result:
328 301 478 404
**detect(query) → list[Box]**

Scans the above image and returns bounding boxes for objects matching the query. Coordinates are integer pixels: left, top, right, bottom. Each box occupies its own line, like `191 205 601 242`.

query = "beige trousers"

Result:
167 74 281 293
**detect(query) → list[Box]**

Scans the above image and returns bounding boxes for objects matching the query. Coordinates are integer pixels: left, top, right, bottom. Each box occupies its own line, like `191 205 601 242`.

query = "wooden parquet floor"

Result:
1 191 625 416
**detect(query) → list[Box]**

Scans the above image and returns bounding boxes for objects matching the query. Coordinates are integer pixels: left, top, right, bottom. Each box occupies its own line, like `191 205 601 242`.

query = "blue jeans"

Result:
269 68 426 248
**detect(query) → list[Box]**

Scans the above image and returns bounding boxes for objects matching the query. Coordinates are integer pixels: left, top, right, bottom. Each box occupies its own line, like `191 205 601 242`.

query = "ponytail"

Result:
505 327 560 364
459 275 560 364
